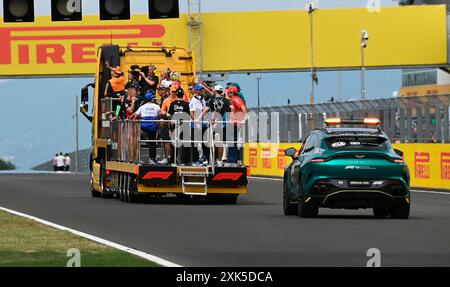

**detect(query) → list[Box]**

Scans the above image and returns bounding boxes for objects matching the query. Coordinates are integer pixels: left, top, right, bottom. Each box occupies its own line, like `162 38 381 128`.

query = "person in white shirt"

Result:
55 153 65 172
189 84 210 165
52 153 58 172
64 153 71 172
129 92 161 165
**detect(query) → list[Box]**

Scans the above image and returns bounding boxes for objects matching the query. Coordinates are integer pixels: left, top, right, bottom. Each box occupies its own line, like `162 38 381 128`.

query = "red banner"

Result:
415 152 430 179
262 148 271 169
441 153 450 180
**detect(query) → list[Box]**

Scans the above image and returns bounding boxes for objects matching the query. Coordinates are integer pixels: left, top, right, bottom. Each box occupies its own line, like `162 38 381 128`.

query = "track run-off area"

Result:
1 173 450 267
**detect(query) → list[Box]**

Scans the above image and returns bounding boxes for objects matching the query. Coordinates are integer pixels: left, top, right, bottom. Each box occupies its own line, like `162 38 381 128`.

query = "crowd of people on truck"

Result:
103 63 248 167
52 153 71 172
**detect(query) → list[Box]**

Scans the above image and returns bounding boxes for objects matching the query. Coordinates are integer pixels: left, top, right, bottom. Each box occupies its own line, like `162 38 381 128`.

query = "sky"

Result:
0 0 407 169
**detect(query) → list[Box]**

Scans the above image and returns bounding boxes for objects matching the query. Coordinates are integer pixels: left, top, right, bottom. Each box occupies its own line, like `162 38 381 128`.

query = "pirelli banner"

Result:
0 5 447 77
245 143 450 191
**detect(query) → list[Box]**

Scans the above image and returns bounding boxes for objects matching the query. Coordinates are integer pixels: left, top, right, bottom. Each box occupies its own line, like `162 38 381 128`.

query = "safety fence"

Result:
251 94 450 144
244 143 450 191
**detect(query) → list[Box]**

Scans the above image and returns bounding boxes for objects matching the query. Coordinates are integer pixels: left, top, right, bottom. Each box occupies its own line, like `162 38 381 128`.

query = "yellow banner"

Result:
0 15 188 76
0 5 447 77
203 5 447 71
245 143 450 191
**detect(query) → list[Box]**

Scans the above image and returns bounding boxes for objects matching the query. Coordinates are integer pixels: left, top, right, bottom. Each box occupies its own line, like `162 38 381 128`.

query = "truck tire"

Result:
222 194 238 204
90 177 101 198
98 159 113 199
127 174 139 203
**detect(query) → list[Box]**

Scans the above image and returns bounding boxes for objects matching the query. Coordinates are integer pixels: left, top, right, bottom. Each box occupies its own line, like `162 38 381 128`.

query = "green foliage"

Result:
0 159 15 170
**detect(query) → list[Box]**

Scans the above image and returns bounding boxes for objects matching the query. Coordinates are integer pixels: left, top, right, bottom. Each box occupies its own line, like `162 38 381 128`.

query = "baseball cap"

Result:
161 80 172 89
213 85 224 92
228 82 241 91
227 86 239 94
176 88 184 98
172 81 181 89
194 83 204 91
112 66 122 74
144 92 155 100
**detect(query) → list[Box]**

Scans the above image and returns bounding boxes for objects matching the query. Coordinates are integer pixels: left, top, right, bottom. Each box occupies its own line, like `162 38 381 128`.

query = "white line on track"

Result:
410 190 450 195
0 206 182 267
249 176 450 195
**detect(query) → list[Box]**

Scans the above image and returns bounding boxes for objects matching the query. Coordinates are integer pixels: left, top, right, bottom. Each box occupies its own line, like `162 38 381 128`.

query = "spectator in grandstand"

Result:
226 86 248 165
190 84 209 165
64 153 71 172
139 64 159 96
199 85 232 167
129 92 161 165
167 88 191 165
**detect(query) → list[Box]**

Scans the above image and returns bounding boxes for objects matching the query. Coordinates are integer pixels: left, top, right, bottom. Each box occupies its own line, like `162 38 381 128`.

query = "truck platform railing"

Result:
108 118 246 167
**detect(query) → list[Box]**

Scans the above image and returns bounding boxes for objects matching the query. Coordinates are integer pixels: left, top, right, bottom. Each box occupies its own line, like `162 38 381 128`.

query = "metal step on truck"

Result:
80 45 248 204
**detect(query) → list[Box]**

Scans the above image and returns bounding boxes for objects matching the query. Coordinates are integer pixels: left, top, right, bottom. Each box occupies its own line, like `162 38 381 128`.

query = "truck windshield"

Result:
325 136 390 151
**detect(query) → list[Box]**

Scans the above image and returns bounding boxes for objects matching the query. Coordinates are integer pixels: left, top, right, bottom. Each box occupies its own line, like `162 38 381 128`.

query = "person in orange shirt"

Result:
158 85 179 165
104 64 125 98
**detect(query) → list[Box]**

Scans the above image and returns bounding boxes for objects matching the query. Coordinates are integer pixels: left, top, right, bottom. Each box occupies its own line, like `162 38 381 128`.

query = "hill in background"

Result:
0 159 15 170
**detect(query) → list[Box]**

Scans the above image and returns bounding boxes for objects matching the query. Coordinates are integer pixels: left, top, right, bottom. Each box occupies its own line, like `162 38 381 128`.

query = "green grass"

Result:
0 211 159 267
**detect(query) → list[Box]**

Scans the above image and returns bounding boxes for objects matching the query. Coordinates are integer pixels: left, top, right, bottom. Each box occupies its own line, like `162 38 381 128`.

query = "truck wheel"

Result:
90 177 101 198
391 203 410 219
373 207 390 218
99 160 113 198
283 179 298 215
127 174 139 203
118 173 125 201
222 194 238 204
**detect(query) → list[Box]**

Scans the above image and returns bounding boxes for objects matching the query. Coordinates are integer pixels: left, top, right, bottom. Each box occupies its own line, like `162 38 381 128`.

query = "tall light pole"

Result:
256 76 262 142
75 95 79 173
361 30 369 100
307 0 318 128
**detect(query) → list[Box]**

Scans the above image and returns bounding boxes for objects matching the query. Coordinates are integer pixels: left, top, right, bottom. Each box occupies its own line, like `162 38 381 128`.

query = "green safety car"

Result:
283 118 410 219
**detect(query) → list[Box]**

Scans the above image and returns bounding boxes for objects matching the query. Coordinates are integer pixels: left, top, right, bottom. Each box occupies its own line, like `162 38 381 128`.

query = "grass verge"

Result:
0 210 159 267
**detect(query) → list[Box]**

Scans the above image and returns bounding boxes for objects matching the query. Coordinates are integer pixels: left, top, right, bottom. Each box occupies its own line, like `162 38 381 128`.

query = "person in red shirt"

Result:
226 86 248 165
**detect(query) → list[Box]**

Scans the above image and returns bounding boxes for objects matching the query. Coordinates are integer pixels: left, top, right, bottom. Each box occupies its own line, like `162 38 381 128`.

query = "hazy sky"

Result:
0 0 399 15
0 0 404 169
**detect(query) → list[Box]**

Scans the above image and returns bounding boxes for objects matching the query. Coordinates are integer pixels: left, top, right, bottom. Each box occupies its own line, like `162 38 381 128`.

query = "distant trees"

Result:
0 159 15 170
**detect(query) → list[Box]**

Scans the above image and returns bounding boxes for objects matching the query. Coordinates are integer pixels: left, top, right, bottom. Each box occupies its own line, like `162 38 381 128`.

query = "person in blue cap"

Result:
130 92 161 165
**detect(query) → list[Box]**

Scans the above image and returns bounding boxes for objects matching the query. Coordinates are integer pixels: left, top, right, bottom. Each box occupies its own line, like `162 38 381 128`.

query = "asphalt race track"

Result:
1 173 450 267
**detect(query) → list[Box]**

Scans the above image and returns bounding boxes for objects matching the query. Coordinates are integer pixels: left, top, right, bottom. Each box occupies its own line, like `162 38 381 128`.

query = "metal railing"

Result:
251 94 450 143
106 117 246 166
